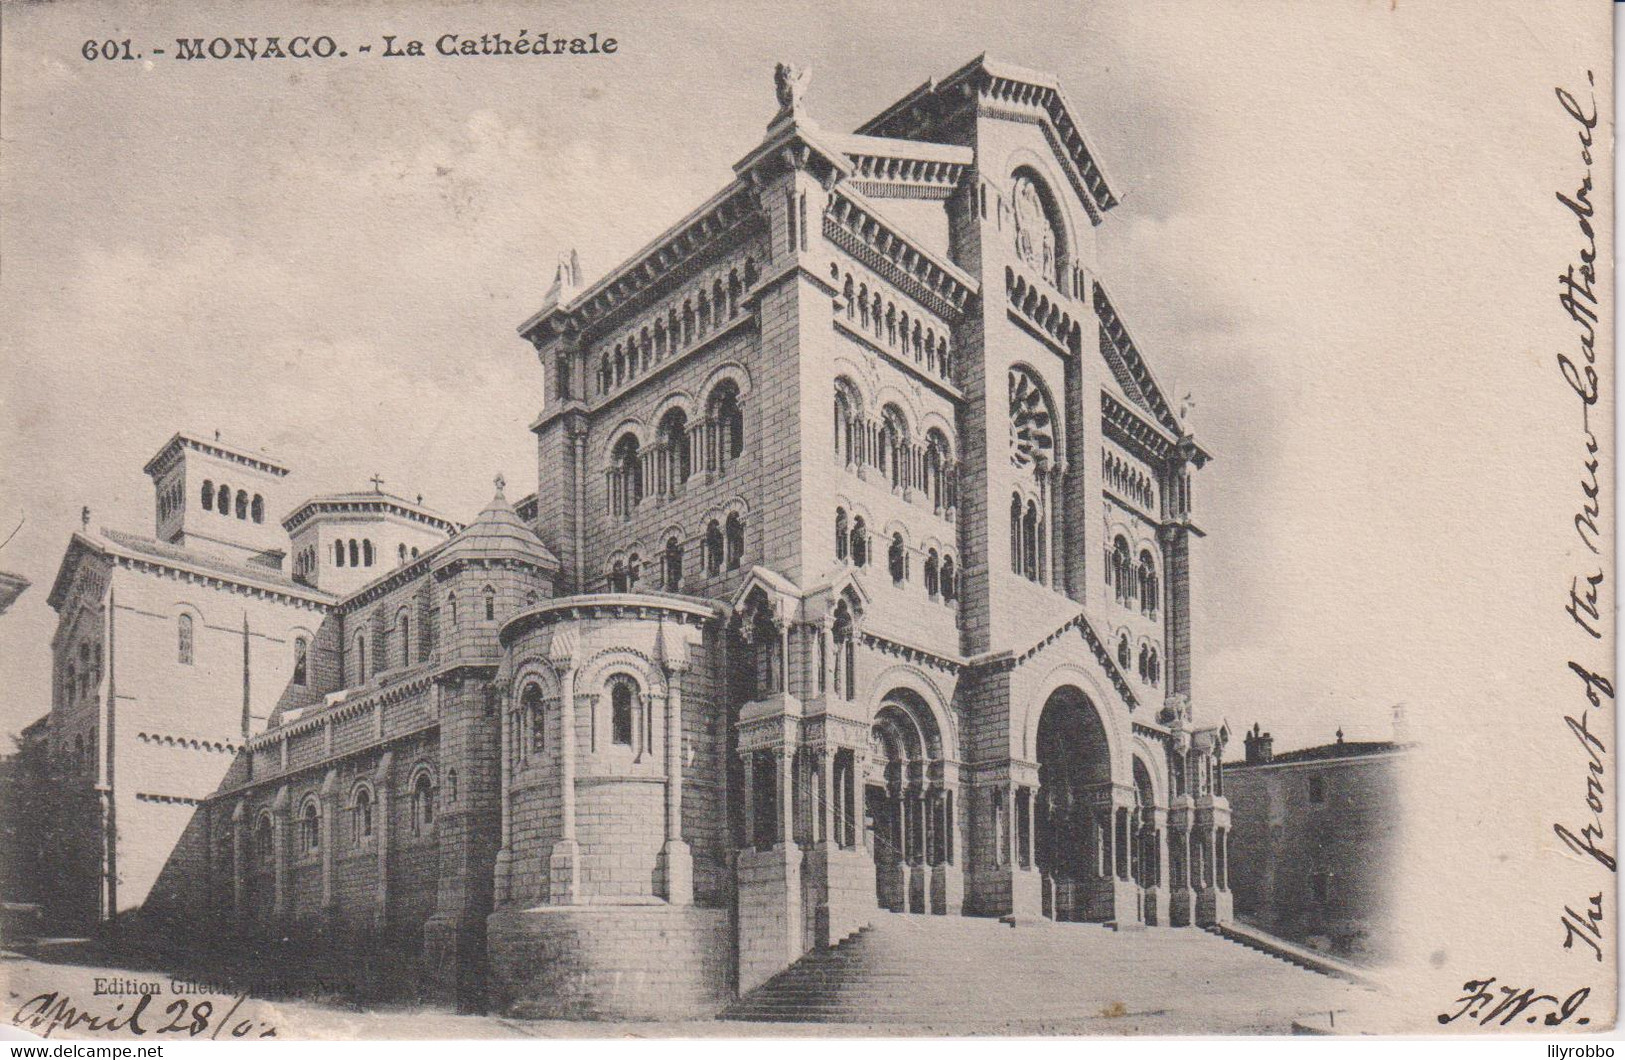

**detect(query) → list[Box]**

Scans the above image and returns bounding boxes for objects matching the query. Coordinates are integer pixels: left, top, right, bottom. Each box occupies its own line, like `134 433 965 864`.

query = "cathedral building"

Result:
38 55 1231 1018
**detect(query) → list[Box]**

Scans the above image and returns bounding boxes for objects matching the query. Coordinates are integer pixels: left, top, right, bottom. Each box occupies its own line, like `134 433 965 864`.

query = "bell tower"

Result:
142 430 293 568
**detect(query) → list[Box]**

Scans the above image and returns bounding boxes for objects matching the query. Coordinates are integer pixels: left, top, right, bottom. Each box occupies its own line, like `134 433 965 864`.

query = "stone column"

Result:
374 753 392 929
548 633 582 904
320 770 338 913
660 640 693 906
231 801 246 920
271 785 289 920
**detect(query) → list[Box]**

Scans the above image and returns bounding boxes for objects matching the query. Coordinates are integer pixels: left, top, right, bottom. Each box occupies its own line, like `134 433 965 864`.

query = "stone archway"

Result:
864 690 942 915
1035 685 1115 922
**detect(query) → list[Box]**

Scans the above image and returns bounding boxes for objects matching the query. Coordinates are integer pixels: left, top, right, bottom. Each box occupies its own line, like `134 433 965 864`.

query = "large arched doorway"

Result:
1035 685 1114 922
864 690 942 914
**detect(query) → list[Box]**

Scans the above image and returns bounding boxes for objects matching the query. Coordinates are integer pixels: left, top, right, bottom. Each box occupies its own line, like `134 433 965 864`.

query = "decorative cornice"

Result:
518 182 761 349
282 495 460 536
1102 391 1182 465
836 134 974 201
999 608 1140 711
500 591 720 648
1005 265 1084 355
142 432 291 480
1093 282 1187 439
824 186 978 320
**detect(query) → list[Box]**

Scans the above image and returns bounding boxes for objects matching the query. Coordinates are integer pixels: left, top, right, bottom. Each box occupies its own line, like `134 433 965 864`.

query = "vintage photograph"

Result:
0 0 1613 1040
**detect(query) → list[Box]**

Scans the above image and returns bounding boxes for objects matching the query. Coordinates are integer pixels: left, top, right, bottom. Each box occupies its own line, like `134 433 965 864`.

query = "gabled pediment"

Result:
857 55 1119 221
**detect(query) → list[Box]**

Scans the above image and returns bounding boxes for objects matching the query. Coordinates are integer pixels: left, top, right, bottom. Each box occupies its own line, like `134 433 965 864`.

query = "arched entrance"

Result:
864 690 942 914
1034 685 1114 922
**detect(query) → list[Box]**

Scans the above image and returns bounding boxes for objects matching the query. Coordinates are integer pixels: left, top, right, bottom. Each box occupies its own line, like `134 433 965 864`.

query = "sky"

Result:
0 0 1602 761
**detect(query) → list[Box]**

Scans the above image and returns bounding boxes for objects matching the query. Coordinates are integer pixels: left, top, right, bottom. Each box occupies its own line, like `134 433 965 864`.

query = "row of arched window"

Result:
1116 634 1162 687
334 538 376 569
834 507 957 604
1104 450 1157 512
347 586 528 685
738 587 864 703
157 480 185 522
608 380 744 517
1106 536 1160 618
1010 492 1048 584
69 730 98 773
606 513 746 592
829 264 952 381
294 546 319 579
263 771 438 860
832 379 957 512
596 259 759 396
200 480 265 524
511 676 650 769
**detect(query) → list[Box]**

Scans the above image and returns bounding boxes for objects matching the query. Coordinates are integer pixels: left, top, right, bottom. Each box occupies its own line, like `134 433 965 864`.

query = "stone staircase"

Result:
721 912 1379 1034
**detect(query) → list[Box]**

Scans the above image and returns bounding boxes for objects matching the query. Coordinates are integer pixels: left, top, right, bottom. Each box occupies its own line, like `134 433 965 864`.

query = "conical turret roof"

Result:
438 474 559 568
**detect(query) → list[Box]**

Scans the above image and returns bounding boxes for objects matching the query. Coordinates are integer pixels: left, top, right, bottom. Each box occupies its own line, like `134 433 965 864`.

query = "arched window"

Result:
354 632 367 684
705 520 723 575
609 558 626 592
301 799 321 854
217 482 231 514
924 550 940 597
659 408 691 486
879 405 908 489
888 532 906 583
1139 550 1159 619
335 540 345 567
725 513 745 571
708 380 744 462
411 772 435 834
446 768 459 805
235 490 248 520
614 345 626 384
831 599 857 700
941 555 957 604
522 682 545 754
293 636 308 686
610 678 638 747
850 515 867 567
255 813 273 863
177 614 194 665
399 543 408 564
398 609 411 667
251 495 264 523
1117 634 1131 669
627 553 642 588
353 787 373 843
201 480 214 511
835 507 848 561
349 539 360 567
483 585 496 621
924 430 949 508
664 535 684 590
363 539 375 567
612 433 642 513
1112 537 1134 606
729 269 742 317
447 592 458 627
1139 644 1150 681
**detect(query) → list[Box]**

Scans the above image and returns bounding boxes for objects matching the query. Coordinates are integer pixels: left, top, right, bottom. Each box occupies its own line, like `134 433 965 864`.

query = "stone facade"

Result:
30 55 1235 1018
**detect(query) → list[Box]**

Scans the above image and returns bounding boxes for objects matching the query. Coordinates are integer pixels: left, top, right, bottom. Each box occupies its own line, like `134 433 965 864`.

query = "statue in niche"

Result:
1012 174 1057 281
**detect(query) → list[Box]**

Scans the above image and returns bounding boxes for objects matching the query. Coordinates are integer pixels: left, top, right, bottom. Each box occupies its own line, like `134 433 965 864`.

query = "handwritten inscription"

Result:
1437 978 1592 1028
1552 72 1614 972
12 991 277 1040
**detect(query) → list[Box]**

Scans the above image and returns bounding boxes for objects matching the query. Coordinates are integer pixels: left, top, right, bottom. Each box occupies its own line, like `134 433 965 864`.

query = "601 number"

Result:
82 39 136 60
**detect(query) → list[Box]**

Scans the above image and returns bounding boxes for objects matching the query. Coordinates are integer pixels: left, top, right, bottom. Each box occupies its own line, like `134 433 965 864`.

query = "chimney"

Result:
1243 722 1273 765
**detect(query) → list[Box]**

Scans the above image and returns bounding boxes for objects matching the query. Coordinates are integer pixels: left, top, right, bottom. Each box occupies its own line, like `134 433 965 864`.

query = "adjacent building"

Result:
1225 717 1408 964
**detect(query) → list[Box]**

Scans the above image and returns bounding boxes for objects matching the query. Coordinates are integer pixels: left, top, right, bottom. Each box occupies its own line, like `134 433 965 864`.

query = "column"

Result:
271 785 289 920
661 656 693 905
778 746 796 849
549 638 581 904
375 753 392 928
320 770 337 911
231 801 246 921
742 750 757 847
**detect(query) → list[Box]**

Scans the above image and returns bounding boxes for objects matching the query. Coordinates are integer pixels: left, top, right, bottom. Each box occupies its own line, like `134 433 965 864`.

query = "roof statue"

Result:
772 62 811 125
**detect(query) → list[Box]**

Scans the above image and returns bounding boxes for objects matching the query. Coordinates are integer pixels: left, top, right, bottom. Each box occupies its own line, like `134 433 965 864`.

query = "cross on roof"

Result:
369 474 385 493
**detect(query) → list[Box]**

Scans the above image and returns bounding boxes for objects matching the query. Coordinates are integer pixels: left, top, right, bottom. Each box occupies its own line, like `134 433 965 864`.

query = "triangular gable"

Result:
857 55 1119 220
45 533 105 612
727 565 803 618
1093 282 1189 440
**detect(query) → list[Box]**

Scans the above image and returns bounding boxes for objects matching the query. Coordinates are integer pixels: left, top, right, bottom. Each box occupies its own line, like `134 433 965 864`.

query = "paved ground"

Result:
1 923 1392 1040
